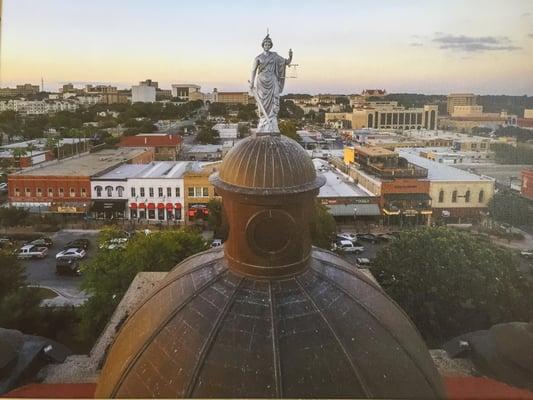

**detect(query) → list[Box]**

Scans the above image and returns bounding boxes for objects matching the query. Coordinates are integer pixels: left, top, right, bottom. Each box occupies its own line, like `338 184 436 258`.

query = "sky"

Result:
1 0 533 95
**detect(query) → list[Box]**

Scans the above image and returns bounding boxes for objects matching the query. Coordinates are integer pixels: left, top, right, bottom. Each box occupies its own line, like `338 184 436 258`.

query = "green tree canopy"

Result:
207 198 228 240
196 123 220 144
310 201 336 248
489 190 533 227
373 227 533 345
78 228 208 342
279 120 299 141
492 143 533 164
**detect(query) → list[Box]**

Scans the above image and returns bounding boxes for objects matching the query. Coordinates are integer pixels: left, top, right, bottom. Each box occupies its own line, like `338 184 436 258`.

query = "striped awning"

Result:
326 204 381 217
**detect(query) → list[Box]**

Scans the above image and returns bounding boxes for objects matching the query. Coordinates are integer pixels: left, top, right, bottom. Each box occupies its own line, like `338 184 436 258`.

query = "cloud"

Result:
432 34 521 52
410 42 423 47
521 12 531 17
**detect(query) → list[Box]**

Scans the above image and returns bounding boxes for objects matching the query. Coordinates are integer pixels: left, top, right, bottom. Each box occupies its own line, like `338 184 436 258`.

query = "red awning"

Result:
166 203 174 211
129 203 137 209
175 203 182 209
157 203 165 209
147 203 156 210
138 203 146 209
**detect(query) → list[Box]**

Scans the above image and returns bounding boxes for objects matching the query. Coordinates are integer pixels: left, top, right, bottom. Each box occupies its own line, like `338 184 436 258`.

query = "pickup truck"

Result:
17 245 48 260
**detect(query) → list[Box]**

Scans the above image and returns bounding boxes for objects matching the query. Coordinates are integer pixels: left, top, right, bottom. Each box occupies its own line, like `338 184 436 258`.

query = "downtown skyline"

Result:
1 0 533 95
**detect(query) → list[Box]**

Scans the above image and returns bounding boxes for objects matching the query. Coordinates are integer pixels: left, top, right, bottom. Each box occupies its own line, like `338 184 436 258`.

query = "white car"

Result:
331 240 364 253
356 257 371 266
337 233 357 242
211 239 223 248
0 183 7 192
56 248 87 260
521 249 533 259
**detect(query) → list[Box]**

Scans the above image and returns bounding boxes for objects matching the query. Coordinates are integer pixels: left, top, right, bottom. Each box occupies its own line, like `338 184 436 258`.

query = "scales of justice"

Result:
249 32 299 134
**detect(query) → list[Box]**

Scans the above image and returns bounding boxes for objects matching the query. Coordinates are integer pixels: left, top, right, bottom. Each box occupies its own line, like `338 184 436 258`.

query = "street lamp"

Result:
353 207 357 227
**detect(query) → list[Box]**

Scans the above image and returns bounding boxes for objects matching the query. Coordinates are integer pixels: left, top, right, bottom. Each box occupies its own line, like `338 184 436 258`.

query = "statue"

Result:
250 34 293 133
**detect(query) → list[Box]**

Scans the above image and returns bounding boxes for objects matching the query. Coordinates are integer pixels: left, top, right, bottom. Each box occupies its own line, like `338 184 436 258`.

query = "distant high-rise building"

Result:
139 79 158 89
447 93 476 115
131 85 156 103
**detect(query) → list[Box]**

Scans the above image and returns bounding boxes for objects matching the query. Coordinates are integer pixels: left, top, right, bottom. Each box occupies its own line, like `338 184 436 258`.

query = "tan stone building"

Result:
447 93 476 115
213 89 253 105
183 162 221 223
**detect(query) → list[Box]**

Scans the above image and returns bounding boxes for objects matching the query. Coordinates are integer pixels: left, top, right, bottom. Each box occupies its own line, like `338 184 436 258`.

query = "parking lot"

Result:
337 239 385 268
19 229 100 303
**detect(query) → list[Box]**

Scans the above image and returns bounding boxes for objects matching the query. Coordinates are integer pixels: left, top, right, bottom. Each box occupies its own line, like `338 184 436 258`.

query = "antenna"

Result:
41 76 44 92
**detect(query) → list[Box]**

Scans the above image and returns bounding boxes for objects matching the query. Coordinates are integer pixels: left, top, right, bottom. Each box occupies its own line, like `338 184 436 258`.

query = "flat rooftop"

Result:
354 146 396 157
13 148 150 177
94 161 193 180
398 151 494 182
313 159 374 198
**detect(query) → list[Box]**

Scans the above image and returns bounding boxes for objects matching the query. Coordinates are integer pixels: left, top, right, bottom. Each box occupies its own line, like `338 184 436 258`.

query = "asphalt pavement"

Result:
21 229 100 305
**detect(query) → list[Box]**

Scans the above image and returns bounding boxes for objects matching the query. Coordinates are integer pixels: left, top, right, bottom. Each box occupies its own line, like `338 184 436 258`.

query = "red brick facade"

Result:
8 176 91 203
522 169 533 200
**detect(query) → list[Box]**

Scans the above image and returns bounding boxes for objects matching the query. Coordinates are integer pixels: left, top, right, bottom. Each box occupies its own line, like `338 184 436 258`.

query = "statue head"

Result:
262 34 273 51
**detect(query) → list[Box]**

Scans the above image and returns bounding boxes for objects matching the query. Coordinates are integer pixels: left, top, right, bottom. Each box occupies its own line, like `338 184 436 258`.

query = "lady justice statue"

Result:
250 33 293 133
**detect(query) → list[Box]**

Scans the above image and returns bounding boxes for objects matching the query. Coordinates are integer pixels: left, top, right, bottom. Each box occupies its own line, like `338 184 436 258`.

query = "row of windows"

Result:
438 190 485 203
188 187 209 198
95 186 182 198
14 187 87 197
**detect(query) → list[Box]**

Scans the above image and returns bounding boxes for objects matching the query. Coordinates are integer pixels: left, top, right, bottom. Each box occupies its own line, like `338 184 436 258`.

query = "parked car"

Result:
358 233 377 243
64 239 90 250
356 257 372 266
520 249 533 259
55 248 87 260
331 240 364 253
56 258 82 276
377 233 396 242
28 237 53 248
337 233 357 242
211 239 223 248
17 245 48 260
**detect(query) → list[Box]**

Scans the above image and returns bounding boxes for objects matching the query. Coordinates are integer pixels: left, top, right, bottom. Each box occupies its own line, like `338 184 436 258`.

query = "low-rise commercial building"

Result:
399 150 495 222
447 93 477 115
171 84 202 101
8 148 154 214
119 134 182 160
212 89 253 105
522 169 533 200
183 162 221 223
0 84 40 98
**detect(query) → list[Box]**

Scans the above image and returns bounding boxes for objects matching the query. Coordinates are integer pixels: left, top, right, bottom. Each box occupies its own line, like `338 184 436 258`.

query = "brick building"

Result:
522 169 533 200
8 148 154 214
119 134 183 160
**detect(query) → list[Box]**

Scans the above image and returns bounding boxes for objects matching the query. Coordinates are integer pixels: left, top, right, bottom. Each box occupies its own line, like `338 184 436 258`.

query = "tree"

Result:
208 102 228 117
207 199 228 240
373 227 533 345
492 143 533 164
488 190 532 227
78 228 208 342
0 207 29 227
196 124 219 144
310 201 336 248
279 120 299 141
279 100 304 120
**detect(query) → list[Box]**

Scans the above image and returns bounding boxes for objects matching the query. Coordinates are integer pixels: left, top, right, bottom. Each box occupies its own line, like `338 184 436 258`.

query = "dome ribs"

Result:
268 281 283 398
294 277 373 398
185 276 245 398
111 269 229 398
309 268 443 399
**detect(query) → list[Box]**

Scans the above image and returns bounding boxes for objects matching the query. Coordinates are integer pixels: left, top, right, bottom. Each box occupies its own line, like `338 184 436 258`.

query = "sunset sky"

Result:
2 0 533 94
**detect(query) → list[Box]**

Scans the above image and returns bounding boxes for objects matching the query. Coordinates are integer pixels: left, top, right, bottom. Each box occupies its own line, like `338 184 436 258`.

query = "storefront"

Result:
91 200 127 219
129 202 182 222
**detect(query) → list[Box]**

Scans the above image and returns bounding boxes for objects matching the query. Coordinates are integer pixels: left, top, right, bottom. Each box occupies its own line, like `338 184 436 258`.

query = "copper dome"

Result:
95 247 445 399
210 135 325 195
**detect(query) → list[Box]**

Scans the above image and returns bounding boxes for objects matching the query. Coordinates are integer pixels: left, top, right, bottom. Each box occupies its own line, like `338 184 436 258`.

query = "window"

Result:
452 190 457 203
59 188 64 196
95 186 102 198
479 190 485 203
105 186 113 197
131 187 136 197
175 187 180 197
48 188 53 197
36 188 42 197
140 187 145 197
15 188 20 197
149 187 154 197
167 187 172 197
81 188 87 197
158 187 163 197
25 187 31 196
70 188 76 197
188 187 194 197
203 187 209 197
465 190 470 203
117 186 124 197
438 190 444 203
195 187 203 197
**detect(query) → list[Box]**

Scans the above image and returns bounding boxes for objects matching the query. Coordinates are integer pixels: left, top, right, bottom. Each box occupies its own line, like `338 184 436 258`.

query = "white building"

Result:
91 162 194 222
131 85 156 103
171 84 202 101
0 100 79 115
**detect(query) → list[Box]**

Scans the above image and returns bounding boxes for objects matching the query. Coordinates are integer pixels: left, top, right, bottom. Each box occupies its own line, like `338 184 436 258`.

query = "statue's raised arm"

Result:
249 34 292 133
